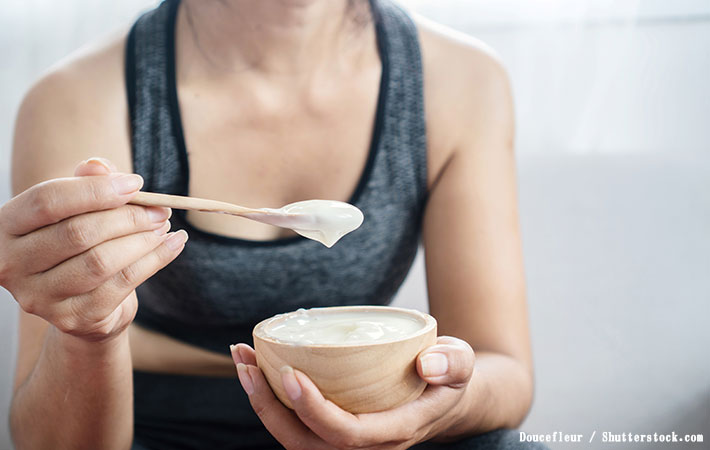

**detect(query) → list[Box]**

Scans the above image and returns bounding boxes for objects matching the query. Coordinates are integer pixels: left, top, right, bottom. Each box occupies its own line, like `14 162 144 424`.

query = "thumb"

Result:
74 157 118 177
416 336 475 388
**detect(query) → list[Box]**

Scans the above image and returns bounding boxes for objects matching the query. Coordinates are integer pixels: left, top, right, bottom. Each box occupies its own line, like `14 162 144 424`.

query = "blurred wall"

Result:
1 1 709 449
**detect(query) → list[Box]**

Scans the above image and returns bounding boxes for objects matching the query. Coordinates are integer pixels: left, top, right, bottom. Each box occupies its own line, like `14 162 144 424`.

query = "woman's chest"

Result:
177 72 381 240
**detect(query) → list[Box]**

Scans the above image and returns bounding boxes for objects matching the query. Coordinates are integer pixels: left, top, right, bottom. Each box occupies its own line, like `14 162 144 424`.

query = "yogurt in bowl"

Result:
253 305 437 413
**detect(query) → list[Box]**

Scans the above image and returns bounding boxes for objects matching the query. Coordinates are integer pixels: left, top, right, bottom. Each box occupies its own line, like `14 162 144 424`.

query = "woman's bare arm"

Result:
11 327 134 449
6 37 182 449
420 22 533 438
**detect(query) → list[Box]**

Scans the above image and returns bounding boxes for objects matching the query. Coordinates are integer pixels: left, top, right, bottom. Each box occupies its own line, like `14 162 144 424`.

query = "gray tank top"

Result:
128 0 427 353
127 0 426 447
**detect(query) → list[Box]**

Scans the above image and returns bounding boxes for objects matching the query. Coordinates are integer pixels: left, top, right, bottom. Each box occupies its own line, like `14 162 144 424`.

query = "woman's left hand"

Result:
231 336 475 450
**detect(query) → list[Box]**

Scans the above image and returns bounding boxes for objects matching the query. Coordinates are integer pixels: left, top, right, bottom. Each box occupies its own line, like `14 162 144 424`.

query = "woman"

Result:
3 0 543 448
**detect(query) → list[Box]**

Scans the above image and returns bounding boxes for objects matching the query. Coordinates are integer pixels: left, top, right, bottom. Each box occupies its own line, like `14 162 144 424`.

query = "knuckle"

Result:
29 186 60 225
141 228 160 247
63 219 94 249
116 265 138 289
87 178 112 205
449 350 474 385
157 240 177 261
83 247 112 278
123 206 144 229
153 240 177 267
18 297 37 315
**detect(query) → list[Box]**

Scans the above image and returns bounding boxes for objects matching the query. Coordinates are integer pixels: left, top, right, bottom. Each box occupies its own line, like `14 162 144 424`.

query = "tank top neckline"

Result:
163 0 391 247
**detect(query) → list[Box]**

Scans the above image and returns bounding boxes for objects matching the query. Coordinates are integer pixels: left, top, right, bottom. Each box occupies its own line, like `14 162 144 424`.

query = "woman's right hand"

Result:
0 158 187 342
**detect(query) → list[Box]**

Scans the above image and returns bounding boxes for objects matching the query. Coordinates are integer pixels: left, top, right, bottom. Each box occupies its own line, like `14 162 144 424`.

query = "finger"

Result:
16 205 171 274
237 363 330 450
230 343 257 366
230 345 242 364
37 223 172 302
61 230 187 322
355 383 462 440
284 368 411 447
74 157 116 177
417 336 475 388
1 174 144 236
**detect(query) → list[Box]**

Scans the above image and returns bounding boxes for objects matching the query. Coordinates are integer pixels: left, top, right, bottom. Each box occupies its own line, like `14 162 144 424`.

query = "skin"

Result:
3 1 531 449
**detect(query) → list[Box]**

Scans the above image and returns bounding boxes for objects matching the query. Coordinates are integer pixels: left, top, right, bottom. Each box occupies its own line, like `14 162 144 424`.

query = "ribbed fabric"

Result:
126 0 427 447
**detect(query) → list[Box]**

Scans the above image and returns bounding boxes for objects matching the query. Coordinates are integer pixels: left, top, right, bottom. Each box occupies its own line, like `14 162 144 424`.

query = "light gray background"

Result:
1 1 708 449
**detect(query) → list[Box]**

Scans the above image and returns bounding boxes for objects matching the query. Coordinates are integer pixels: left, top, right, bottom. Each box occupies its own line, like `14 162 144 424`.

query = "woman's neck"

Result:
181 0 371 76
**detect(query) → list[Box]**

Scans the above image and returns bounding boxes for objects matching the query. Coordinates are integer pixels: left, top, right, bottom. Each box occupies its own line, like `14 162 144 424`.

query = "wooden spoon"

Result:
131 191 274 216
130 191 364 247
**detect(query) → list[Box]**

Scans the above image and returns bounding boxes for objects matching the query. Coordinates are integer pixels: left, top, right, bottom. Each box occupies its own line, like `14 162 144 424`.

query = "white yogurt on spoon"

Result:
244 200 364 248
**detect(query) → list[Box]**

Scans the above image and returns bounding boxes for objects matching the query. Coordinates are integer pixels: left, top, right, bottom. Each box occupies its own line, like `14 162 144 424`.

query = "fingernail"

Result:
111 174 143 195
147 207 171 223
165 230 188 250
280 366 302 401
153 220 170 235
421 353 448 377
229 344 240 360
236 363 255 395
86 157 114 172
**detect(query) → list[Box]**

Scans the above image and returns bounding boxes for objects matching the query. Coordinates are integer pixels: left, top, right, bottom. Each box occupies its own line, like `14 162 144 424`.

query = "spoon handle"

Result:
130 191 260 216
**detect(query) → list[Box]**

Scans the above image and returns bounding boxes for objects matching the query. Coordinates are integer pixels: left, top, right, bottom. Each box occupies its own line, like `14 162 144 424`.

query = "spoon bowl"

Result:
249 200 364 248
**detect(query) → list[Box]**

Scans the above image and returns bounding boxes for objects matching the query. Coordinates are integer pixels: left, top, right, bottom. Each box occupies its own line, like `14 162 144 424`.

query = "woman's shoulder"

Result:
415 16 510 102
413 15 514 185
13 31 133 192
20 30 128 130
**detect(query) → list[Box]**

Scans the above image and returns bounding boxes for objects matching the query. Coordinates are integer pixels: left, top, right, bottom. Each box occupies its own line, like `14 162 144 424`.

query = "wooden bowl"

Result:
253 305 437 414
